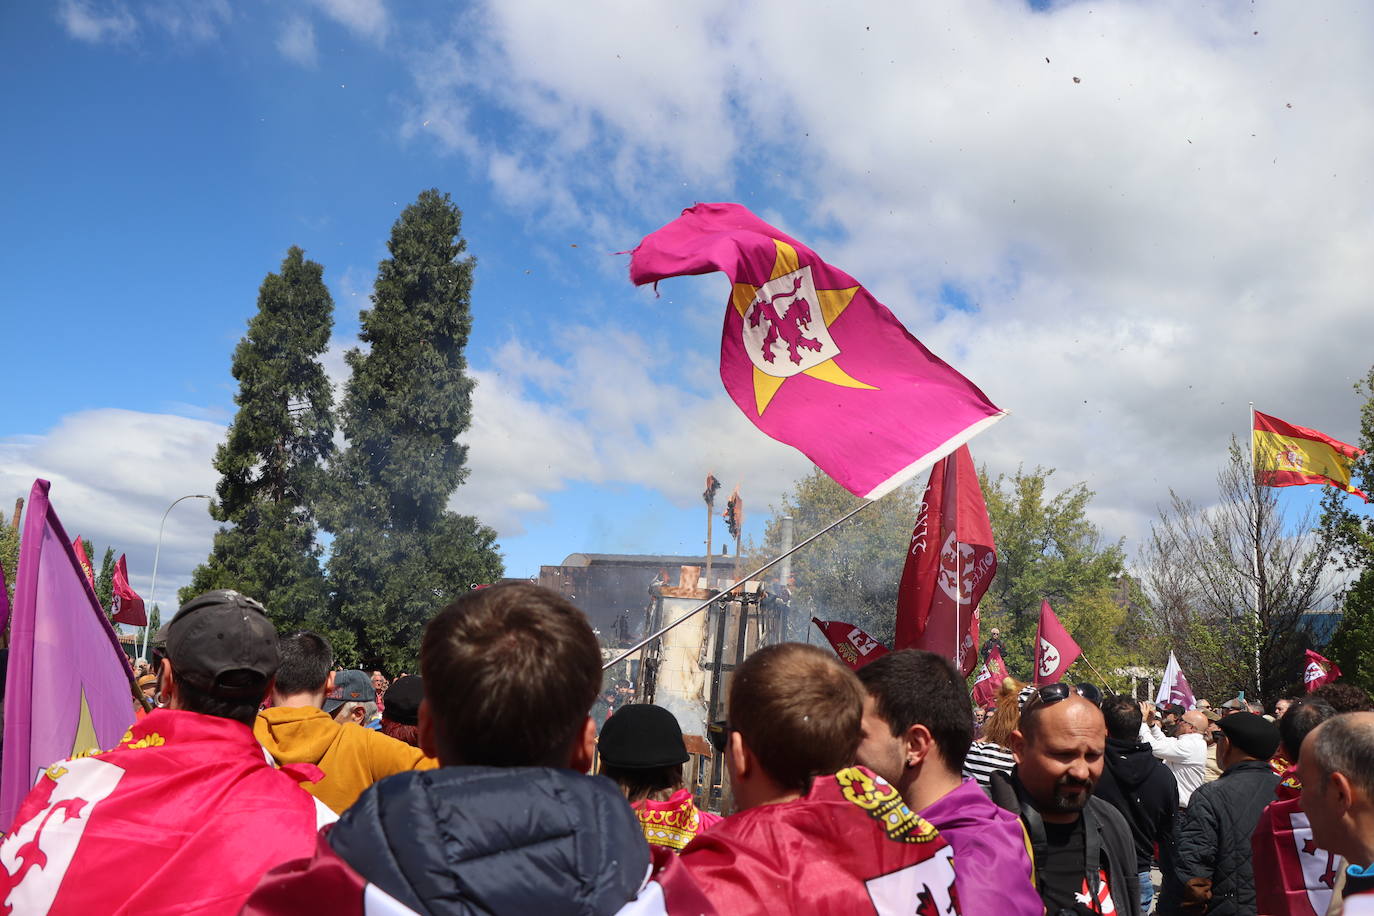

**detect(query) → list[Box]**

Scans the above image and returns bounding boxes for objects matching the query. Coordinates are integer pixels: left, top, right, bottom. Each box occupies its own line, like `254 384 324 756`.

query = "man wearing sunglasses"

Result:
991 683 1141 916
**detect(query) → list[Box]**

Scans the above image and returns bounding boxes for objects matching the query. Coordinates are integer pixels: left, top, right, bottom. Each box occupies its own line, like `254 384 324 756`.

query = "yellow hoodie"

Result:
255 706 438 814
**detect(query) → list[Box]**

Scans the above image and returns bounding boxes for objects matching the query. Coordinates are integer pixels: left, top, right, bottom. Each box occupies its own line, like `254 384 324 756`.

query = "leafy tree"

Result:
95 546 115 620
1321 363 1374 695
758 468 923 647
182 247 336 633
976 467 1131 682
323 190 503 672
0 519 18 607
1142 439 1332 703
136 603 162 658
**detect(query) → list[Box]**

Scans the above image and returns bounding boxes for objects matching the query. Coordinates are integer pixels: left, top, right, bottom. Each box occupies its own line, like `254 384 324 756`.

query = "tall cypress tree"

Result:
324 189 503 672
183 247 335 631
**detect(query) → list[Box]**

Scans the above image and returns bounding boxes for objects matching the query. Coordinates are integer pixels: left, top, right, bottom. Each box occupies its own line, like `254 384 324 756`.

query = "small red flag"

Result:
895 446 996 677
1304 649 1341 693
111 554 147 626
1034 600 1081 686
811 617 889 670
972 646 1010 708
72 535 96 589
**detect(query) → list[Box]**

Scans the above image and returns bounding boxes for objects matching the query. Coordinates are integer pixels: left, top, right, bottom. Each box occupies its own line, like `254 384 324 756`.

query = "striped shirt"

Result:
963 741 1015 789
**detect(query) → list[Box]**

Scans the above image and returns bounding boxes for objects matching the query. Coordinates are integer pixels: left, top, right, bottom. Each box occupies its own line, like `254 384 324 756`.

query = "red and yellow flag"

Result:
1253 411 1367 502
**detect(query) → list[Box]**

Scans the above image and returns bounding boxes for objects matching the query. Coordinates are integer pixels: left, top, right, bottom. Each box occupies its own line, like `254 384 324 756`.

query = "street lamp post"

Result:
140 493 211 660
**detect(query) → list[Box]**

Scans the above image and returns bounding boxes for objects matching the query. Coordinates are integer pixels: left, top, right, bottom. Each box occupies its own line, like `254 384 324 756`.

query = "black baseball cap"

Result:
382 676 424 726
598 704 689 769
167 590 278 700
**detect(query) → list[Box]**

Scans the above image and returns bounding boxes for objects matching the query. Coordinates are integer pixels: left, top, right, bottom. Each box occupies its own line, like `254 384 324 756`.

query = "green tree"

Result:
1143 439 1331 703
323 190 503 672
136 602 162 658
95 547 115 620
182 247 336 633
1321 363 1374 695
977 467 1131 682
0 519 18 607
759 468 923 647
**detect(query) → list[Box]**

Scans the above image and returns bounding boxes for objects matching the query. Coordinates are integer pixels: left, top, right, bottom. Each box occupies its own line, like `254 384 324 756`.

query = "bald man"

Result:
1300 712 1374 908
1140 701 1210 808
991 689 1142 916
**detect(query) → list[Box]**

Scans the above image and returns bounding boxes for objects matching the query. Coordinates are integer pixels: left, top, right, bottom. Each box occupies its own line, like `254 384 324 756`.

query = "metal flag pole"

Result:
140 493 211 659
603 498 876 670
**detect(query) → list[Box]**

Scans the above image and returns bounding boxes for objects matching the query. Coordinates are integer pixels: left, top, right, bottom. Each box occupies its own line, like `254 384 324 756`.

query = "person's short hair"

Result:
273 631 334 696
600 763 684 804
420 582 601 768
728 642 865 793
1102 695 1143 742
1311 713 1374 799
857 649 973 772
174 676 262 728
333 700 378 723
1164 703 1186 719
1280 699 1337 763
1313 683 1374 714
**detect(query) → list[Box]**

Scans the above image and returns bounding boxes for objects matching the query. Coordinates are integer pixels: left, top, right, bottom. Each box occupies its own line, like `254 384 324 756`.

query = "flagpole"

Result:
140 493 210 660
1077 653 1122 694
603 499 876 670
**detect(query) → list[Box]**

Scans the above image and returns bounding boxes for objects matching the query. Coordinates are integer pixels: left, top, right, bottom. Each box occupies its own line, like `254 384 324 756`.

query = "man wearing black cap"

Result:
1174 711 1281 914
0 590 333 915
254 632 435 814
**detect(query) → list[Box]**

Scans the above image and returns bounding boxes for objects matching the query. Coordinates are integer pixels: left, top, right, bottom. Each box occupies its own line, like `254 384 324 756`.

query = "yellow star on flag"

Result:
729 239 878 415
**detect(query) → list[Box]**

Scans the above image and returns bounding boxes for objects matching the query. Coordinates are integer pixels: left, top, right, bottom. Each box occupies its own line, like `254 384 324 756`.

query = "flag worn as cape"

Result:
1252 775 1339 916
110 554 147 627
1253 410 1368 502
972 646 1010 708
71 536 96 590
1155 652 1197 709
629 203 1005 499
1304 649 1341 693
0 480 137 831
811 618 890 671
1033 600 1081 686
895 445 996 677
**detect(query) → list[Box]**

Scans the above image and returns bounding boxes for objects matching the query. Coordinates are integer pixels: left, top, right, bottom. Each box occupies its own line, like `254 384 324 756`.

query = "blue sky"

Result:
2 0 1371 615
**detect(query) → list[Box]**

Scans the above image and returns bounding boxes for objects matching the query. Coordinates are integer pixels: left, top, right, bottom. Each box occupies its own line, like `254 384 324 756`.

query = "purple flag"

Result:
0 560 9 634
0 480 137 831
629 203 1005 499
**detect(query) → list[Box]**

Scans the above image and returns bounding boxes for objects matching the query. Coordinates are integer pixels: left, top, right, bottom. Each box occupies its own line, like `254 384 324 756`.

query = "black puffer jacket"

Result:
1174 759 1280 916
1095 737 1178 871
328 766 651 915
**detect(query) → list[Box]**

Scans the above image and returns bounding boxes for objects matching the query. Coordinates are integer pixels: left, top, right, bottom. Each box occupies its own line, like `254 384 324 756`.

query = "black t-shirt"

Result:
1039 817 1114 915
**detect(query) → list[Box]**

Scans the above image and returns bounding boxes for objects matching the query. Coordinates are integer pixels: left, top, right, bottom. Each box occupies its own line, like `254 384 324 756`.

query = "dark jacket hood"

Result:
1104 736 1161 791
327 765 650 915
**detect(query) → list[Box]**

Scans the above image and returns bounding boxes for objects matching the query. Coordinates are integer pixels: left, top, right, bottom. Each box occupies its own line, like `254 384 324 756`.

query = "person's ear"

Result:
568 716 597 773
418 699 440 760
1010 728 1026 764
324 671 336 695
159 658 178 705
904 723 935 768
1330 772 1355 816
728 729 750 782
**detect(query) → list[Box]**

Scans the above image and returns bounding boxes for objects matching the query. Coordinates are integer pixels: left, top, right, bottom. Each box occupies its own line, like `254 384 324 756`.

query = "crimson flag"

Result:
1034 600 1081 686
895 446 996 677
110 554 146 627
72 536 95 590
1303 649 1340 693
972 646 1010 708
811 618 889 671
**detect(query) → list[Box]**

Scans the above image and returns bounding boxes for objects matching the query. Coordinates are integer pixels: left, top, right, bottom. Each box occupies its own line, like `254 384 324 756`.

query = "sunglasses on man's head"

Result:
707 719 734 755
1022 682 1086 713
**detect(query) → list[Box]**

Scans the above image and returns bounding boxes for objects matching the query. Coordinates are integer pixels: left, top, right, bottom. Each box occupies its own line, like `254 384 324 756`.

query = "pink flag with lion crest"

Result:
629 203 1005 499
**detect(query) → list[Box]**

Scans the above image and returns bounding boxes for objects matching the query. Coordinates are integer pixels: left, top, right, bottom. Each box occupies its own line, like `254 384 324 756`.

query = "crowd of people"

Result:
2 582 1372 916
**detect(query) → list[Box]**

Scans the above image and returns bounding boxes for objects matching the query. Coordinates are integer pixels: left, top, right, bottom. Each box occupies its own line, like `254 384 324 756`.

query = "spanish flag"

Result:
1252 410 1368 501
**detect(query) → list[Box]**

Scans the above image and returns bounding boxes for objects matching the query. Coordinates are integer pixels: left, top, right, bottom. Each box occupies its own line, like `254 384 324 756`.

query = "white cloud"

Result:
57 0 137 44
401 0 1374 557
277 15 318 67
307 0 388 42
145 0 231 42
0 410 224 610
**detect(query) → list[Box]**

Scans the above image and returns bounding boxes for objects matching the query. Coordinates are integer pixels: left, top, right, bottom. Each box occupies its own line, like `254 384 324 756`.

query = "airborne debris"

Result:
1072 76 1081 83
